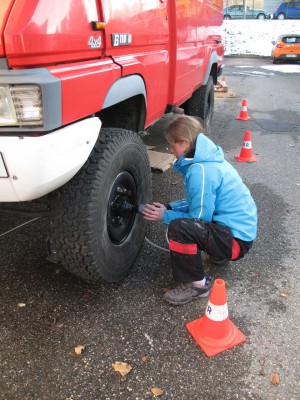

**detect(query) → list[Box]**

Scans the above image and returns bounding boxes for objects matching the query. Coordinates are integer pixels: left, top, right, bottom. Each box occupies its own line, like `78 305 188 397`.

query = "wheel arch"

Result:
202 51 219 85
102 75 146 109
98 75 147 132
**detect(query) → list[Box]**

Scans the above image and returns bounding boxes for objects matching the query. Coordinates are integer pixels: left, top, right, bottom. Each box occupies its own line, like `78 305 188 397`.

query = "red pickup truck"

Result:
0 0 224 282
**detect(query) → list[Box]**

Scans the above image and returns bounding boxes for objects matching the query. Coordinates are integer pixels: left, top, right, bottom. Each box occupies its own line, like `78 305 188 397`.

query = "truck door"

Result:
99 0 169 127
167 0 206 107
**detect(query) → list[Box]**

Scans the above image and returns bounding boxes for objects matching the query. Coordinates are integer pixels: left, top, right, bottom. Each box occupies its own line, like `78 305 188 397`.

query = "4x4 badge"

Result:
88 36 101 48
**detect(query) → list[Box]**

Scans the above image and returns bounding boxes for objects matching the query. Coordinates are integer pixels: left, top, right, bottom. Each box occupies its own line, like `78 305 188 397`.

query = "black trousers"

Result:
167 218 252 283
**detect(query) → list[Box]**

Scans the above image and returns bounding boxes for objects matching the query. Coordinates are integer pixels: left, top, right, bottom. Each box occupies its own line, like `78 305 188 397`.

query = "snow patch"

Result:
223 20 300 57
261 64 300 73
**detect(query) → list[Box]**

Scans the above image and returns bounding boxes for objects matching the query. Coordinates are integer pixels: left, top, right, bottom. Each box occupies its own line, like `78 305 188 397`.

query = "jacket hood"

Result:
174 133 224 175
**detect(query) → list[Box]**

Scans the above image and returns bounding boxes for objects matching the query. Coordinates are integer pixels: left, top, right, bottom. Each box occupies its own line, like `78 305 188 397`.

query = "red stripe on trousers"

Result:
169 240 197 255
231 238 241 260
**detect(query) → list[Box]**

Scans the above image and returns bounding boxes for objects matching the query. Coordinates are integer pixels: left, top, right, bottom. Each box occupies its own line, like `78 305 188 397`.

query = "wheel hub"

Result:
107 171 137 244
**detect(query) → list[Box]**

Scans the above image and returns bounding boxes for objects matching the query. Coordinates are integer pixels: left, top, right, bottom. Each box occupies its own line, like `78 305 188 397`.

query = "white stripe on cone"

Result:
205 300 229 322
243 140 252 148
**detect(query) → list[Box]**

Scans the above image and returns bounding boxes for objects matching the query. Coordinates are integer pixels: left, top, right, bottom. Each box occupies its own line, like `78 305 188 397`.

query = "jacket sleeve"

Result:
162 200 189 223
168 199 189 212
162 208 191 224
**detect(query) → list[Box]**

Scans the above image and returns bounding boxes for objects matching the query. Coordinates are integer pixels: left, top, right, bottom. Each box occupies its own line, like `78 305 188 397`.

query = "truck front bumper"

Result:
0 117 101 202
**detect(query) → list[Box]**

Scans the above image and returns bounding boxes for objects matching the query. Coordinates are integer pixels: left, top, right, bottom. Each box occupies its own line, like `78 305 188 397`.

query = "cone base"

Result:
186 316 246 357
235 116 252 121
235 154 257 163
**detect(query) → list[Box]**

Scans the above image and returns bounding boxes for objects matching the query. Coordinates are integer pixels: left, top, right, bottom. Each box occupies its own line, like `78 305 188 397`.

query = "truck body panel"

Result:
48 59 121 126
0 0 223 200
0 0 15 57
3 0 103 67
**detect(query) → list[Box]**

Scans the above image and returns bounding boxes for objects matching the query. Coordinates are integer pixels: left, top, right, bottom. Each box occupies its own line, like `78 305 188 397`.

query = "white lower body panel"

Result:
0 117 101 202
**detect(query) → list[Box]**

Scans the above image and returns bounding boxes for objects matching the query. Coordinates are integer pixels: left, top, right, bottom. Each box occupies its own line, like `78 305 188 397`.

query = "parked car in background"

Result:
273 2 300 19
223 5 271 19
271 34 300 63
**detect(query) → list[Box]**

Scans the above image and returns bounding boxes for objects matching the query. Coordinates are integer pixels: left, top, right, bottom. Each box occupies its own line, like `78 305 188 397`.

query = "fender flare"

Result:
202 51 219 85
102 75 147 109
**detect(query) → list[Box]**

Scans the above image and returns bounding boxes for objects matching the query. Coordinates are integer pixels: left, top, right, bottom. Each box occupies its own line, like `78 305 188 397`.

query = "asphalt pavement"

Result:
1 58 300 400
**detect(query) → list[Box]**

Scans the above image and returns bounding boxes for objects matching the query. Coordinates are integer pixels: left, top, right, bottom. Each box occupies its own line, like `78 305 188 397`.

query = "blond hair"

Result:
164 115 204 147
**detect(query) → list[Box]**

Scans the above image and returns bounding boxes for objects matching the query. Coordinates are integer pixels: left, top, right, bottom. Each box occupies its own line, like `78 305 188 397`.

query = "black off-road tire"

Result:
48 128 151 282
182 76 214 134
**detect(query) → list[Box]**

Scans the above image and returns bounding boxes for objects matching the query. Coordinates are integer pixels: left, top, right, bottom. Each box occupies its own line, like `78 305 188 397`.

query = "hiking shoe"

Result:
209 256 230 267
163 278 212 306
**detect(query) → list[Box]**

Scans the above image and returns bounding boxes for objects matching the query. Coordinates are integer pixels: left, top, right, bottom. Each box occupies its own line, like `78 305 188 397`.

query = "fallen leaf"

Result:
280 292 289 297
141 356 150 363
270 371 279 385
112 362 132 381
151 387 163 397
74 345 85 355
17 303 26 308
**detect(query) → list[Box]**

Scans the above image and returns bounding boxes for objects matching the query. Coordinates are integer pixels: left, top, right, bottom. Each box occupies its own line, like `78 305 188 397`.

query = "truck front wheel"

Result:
182 76 214 133
48 128 151 282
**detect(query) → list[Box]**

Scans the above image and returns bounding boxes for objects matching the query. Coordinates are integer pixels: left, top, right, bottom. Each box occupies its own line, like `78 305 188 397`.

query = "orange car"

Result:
271 34 300 64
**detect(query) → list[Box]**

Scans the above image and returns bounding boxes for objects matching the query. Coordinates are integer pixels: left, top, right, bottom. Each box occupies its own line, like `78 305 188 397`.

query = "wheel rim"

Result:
107 171 137 244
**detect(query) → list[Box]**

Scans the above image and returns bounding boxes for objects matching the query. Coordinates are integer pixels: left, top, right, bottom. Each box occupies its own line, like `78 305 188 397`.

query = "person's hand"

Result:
141 202 166 221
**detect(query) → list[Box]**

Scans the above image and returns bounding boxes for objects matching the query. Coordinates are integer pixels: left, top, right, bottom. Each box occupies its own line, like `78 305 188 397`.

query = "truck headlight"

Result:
0 85 43 127
0 86 18 126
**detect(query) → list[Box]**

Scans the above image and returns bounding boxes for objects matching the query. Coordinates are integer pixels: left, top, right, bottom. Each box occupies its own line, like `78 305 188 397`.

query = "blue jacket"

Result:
162 133 257 242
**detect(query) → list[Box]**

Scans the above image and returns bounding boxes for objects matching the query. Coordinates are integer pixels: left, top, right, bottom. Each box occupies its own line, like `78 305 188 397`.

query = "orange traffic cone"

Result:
186 279 246 357
236 99 252 121
221 76 228 89
235 130 257 163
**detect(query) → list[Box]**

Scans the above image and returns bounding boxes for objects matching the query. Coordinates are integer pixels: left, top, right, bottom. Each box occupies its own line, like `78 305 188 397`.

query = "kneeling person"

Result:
142 115 257 306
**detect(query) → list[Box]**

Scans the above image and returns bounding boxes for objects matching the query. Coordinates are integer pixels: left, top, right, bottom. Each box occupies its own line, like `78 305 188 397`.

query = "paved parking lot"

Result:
1 58 300 400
